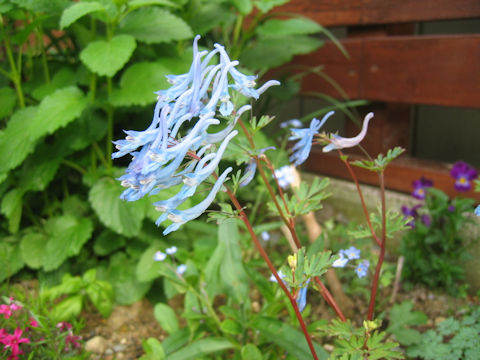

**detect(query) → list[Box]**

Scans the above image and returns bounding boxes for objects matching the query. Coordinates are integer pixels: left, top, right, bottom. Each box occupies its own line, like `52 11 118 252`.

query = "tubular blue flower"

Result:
296 279 311 312
355 260 370 278
475 205 480 216
323 112 373 153
160 167 233 235
450 161 478 192
411 177 433 200
114 35 280 233
289 111 334 165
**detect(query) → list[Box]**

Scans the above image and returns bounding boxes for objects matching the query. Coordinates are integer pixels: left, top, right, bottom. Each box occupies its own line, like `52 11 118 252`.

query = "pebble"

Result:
85 336 108 354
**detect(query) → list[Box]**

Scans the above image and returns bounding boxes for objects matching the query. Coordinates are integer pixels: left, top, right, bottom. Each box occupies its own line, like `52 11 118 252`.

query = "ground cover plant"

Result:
1 0 479 359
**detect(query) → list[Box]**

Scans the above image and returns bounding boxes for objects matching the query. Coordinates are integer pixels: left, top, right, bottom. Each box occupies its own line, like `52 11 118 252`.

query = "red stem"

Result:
338 150 382 247
225 187 319 360
313 277 346 322
367 171 387 320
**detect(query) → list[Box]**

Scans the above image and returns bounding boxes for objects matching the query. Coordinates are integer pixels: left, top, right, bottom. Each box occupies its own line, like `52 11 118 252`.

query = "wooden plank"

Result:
304 149 480 201
277 0 480 27
294 35 480 108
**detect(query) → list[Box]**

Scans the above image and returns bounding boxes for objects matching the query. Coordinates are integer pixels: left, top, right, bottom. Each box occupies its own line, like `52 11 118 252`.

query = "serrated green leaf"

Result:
240 35 323 70
154 303 179 334
42 215 94 271
0 87 16 118
387 301 428 346
119 8 192 44
110 61 172 106
60 1 105 29
168 338 234 360
51 294 83 322
33 86 88 136
86 280 114 317
93 230 126 256
32 68 77 100
0 188 23 233
0 106 38 174
20 232 47 269
89 177 147 237
257 18 322 37
241 343 263 360
80 35 136 77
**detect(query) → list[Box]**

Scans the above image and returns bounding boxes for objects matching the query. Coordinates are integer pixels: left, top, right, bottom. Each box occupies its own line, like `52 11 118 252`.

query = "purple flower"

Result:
401 204 421 227
421 214 431 227
411 177 433 200
448 205 455 212
450 161 478 192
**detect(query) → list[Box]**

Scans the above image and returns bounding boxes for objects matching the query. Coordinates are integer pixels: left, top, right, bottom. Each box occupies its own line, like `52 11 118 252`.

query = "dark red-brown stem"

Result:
225 187 319 360
367 171 387 320
313 277 346 322
337 150 382 247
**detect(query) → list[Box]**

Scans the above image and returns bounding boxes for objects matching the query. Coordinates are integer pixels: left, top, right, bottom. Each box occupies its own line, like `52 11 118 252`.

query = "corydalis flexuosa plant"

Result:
113 35 279 235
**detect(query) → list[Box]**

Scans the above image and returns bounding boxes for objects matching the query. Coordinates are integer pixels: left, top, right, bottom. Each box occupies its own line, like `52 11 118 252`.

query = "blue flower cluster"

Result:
113 35 279 235
332 246 370 278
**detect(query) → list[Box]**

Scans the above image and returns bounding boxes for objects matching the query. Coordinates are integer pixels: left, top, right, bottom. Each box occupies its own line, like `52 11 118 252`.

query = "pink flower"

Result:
0 304 12 319
2 328 30 360
29 318 39 328
65 334 82 351
56 322 73 331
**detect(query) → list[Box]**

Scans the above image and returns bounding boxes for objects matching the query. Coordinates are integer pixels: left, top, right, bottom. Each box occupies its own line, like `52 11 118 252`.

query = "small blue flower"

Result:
166 246 177 255
274 165 296 189
296 279 311 312
289 111 333 166
269 270 286 282
344 246 361 260
154 251 166 262
176 264 187 275
355 260 370 278
475 205 480 216
261 231 270 241
332 251 349 268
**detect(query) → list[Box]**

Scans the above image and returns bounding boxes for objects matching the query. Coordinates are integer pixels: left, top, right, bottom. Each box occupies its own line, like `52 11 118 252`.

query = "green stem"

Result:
89 73 97 103
106 76 114 169
37 26 50 83
231 14 244 58
62 159 86 174
92 141 110 169
3 31 25 108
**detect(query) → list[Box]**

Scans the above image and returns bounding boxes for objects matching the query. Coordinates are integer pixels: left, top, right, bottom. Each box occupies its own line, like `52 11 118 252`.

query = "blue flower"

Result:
114 35 280 233
475 205 480 216
355 260 370 278
289 111 334 165
176 264 187 275
296 279 311 312
344 246 360 260
269 270 286 282
261 231 270 241
166 246 177 255
153 251 166 262
332 251 349 268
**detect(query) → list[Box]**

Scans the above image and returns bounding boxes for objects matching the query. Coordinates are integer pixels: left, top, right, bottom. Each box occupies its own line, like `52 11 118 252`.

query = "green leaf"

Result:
254 0 289 13
93 230 126 256
51 294 83 322
0 240 24 282
118 8 192 44
252 316 328 359
140 338 166 360
240 35 323 70
0 106 38 174
0 87 16 118
80 35 136 77
162 328 190 355
231 0 253 14
42 215 94 271
136 243 165 282
154 303 179 334
110 61 172 106
32 68 77 100
257 18 323 37
60 1 105 28
33 86 88 136
128 0 178 10
89 177 147 237
387 301 428 346
241 344 263 360
204 219 249 301
167 338 234 360
220 318 242 335
0 188 23 233
20 232 48 269
86 280 114 317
